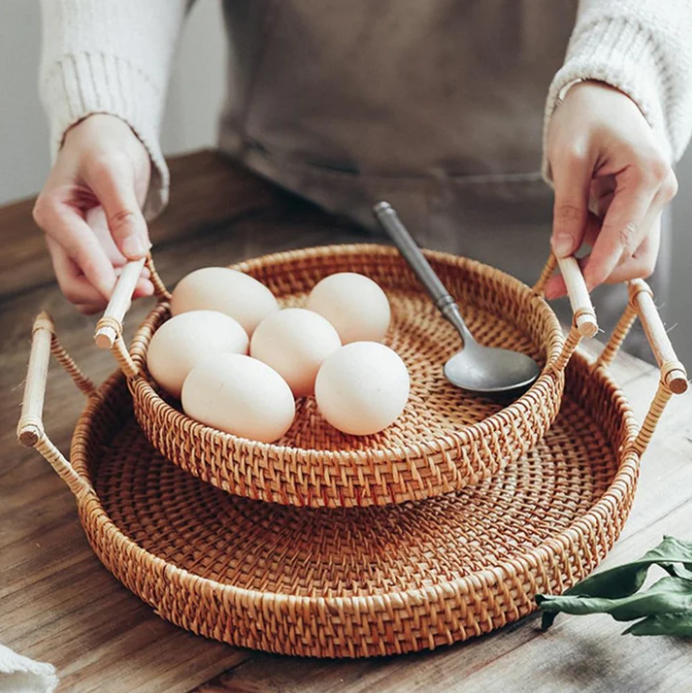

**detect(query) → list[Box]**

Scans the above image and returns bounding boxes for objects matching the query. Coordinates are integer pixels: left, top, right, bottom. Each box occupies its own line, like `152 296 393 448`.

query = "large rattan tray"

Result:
92 244 598 508
17 281 687 657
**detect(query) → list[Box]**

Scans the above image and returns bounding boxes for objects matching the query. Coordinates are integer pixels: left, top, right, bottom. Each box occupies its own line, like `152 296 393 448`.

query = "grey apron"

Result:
217 0 668 355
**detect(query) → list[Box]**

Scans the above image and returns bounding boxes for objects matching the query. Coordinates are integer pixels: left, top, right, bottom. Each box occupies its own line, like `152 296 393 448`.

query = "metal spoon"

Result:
373 201 541 394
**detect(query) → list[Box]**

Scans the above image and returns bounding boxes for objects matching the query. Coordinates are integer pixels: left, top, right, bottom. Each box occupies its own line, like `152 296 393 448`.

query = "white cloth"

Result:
0 645 58 693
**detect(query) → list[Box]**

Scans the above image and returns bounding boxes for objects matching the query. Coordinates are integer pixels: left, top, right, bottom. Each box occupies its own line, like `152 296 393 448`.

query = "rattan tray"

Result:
17 281 687 657
92 244 598 508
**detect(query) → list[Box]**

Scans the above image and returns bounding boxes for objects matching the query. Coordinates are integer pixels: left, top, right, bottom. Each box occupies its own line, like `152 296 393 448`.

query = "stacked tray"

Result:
17 246 686 656
94 245 597 507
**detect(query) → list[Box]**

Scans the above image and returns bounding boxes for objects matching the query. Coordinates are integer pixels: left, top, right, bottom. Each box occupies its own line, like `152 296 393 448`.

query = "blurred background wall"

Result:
1 0 690 362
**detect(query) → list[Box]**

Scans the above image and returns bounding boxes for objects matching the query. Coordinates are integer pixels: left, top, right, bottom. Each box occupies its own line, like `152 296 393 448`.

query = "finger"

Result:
583 165 662 289
46 236 111 306
591 176 616 203
49 236 154 304
86 206 126 264
85 156 151 260
605 215 661 285
546 207 663 295
84 206 152 274
544 212 600 299
596 191 615 218
35 195 117 298
96 264 153 299
550 143 595 258
115 264 151 280
602 168 675 284
133 277 155 298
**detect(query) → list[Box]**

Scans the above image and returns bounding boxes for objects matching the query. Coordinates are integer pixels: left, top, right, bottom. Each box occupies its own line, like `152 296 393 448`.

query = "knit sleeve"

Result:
38 0 190 219
543 0 692 180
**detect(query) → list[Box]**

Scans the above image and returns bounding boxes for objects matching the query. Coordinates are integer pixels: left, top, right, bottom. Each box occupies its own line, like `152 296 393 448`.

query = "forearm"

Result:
39 0 190 218
543 0 692 179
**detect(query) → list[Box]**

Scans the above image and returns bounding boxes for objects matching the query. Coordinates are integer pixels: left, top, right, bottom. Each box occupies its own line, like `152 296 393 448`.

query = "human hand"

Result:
33 114 155 314
545 81 677 299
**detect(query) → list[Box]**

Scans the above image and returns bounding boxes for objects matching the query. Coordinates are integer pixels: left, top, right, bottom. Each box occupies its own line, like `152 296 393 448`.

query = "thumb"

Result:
550 149 594 258
86 156 151 260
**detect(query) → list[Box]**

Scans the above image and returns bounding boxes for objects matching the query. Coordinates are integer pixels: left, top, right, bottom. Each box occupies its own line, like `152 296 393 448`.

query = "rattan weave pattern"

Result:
124 245 568 507
67 353 636 657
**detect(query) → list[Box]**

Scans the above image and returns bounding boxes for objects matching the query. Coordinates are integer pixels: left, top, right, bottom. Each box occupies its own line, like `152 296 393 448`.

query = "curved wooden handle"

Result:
595 279 688 456
94 256 169 380
629 280 688 395
536 253 599 377
533 253 598 338
557 257 598 338
17 312 95 498
94 258 146 349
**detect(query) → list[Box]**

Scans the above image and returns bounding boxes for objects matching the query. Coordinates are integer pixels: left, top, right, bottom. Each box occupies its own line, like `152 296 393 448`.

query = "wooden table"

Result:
2 151 691 693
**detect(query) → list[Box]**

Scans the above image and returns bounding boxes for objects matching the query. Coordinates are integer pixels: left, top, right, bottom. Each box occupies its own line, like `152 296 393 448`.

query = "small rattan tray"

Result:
93 245 597 508
17 281 687 657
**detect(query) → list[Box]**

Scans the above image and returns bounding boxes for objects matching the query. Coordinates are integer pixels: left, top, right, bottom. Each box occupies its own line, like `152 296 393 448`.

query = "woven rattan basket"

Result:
17 281 687 657
92 244 597 508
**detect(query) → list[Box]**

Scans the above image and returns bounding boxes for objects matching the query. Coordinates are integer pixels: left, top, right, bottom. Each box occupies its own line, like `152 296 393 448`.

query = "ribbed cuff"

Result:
542 16 672 183
40 52 169 219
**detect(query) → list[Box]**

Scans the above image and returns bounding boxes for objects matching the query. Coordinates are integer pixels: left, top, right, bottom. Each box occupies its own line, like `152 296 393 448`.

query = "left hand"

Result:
544 80 678 299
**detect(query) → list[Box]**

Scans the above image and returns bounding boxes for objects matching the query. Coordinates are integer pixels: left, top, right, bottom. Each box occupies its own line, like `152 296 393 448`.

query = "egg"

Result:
306 273 391 344
250 308 342 397
181 354 295 443
315 342 410 436
170 267 279 335
147 310 249 398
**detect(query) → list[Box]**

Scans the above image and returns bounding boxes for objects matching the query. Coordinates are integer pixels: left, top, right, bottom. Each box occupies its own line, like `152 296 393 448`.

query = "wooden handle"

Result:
629 280 688 395
94 258 146 349
17 312 54 447
16 313 95 497
557 257 598 338
595 279 688 456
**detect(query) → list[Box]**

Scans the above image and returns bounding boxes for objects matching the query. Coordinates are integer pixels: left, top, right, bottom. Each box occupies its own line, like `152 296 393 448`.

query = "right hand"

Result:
33 114 155 314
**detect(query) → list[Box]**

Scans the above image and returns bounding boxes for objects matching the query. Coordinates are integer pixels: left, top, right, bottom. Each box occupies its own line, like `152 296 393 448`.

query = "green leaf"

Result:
537 577 692 621
536 536 692 632
624 611 692 637
664 563 692 581
559 536 692 601
540 609 559 630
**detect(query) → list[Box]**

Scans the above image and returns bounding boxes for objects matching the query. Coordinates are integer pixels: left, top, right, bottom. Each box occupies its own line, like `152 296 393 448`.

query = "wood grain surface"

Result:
1 151 690 693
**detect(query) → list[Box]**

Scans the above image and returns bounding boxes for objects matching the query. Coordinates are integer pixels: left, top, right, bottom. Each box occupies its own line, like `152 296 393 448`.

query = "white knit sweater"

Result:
39 0 692 219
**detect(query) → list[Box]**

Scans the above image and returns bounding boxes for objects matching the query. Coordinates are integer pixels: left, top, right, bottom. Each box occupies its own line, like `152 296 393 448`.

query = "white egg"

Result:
170 267 279 335
147 310 249 398
307 273 391 344
315 342 410 436
181 354 296 443
250 308 341 397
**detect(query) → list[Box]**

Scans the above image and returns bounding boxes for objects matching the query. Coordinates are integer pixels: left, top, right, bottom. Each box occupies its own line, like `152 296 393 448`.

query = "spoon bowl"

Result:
443 341 541 394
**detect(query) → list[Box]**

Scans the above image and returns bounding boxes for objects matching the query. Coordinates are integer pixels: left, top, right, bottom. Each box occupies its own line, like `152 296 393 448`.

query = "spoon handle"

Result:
373 201 475 344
